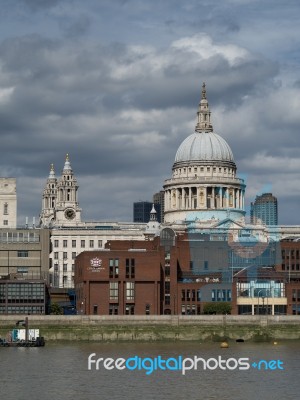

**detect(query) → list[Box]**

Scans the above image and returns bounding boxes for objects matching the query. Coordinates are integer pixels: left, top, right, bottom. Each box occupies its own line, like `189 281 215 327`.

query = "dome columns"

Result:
164 185 245 214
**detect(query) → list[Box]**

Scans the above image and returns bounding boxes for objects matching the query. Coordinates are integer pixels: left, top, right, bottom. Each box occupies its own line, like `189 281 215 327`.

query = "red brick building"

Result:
75 228 232 315
75 230 300 316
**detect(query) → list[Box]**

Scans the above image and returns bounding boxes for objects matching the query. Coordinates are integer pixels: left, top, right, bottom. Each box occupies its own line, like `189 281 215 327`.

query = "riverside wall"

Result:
1 315 300 342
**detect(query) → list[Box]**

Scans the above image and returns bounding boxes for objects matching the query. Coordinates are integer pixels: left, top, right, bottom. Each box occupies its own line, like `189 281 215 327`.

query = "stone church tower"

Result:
39 155 81 227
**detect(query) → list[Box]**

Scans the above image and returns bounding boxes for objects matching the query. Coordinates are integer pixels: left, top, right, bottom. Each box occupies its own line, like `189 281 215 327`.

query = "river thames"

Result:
1 341 299 400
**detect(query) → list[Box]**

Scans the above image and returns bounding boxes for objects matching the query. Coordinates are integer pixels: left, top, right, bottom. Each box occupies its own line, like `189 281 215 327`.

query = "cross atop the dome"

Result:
195 82 213 132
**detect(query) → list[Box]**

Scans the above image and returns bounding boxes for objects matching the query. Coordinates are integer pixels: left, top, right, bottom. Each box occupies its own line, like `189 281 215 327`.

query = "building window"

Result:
197 289 201 301
109 282 118 300
109 259 119 278
3 203 8 215
89 240 94 248
145 304 150 315
63 276 68 286
54 240 59 247
63 252 68 259
17 267 28 274
81 240 85 248
17 251 28 258
98 240 103 248
125 304 134 315
126 282 135 300
63 240 68 248
165 281 170 294
3 220 8 226
54 252 58 260
93 305 98 315
72 252 76 259
63 264 68 272
181 290 185 301
109 304 118 315
165 266 170 276
126 258 135 278
72 240 76 248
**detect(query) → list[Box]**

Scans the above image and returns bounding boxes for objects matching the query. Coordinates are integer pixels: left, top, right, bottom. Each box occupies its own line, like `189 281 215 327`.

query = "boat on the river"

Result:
0 317 45 347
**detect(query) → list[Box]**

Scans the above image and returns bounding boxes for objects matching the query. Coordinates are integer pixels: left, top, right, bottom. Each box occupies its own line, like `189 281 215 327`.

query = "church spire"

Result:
63 153 72 171
49 163 56 179
195 82 213 133
150 204 157 221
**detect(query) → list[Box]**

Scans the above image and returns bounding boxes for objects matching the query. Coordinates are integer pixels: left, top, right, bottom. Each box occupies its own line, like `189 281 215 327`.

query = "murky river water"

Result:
1 341 299 400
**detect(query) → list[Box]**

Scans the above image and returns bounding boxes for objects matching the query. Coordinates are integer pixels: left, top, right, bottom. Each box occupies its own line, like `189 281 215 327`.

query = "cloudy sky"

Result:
1 0 300 225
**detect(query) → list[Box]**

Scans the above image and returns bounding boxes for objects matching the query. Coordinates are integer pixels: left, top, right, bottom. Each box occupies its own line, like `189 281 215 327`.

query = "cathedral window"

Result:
3 203 8 215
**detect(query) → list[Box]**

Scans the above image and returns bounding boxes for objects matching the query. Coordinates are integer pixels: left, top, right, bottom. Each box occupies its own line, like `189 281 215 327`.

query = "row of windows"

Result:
282 250 300 258
175 167 234 175
54 252 77 260
181 304 201 315
54 239 103 248
182 289 201 302
0 232 40 243
238 305 287 315
282 264 300 271
109 282 135 301
107 304 135 315
109 259 135 279
0 306 44 314
181 289 231 302
0 298 45 304
212 289 232 302
0 284 44 294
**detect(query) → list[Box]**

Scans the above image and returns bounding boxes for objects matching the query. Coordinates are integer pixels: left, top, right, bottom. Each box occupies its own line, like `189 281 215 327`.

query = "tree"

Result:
50 303 63 315
203 302 231 315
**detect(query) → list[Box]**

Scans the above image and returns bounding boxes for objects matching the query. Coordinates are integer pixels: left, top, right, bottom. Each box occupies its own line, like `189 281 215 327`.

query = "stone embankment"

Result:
1 315 300 342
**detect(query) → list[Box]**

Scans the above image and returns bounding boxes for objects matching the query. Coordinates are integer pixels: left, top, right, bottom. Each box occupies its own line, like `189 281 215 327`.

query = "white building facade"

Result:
0 178 17 228
39 155 146 288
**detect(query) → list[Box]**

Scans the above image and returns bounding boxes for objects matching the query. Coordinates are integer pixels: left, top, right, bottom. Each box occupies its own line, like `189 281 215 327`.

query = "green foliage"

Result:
50 303 63 315
203 302 232 315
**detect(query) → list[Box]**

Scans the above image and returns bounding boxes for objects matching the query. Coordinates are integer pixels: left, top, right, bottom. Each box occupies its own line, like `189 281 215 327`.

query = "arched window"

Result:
4 203 8 215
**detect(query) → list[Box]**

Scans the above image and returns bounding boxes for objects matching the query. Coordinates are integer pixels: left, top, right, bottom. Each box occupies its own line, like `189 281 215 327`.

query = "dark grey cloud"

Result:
21 0 63 10
0 1 299 225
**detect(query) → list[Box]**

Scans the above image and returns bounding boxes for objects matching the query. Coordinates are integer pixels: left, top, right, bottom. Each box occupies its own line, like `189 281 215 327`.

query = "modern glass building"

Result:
133 201 153 223
250 193 278 225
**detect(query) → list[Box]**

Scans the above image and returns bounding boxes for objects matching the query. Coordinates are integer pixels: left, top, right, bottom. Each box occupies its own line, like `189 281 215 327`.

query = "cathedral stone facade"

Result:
40 155 81 227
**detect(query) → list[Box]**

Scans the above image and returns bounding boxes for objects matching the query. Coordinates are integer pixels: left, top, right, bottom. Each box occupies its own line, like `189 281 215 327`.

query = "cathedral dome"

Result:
175 131 234 164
